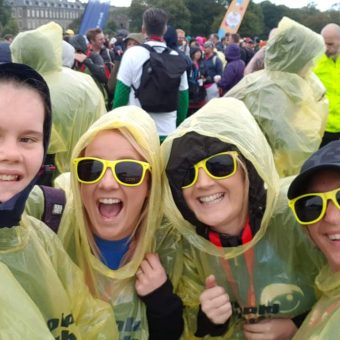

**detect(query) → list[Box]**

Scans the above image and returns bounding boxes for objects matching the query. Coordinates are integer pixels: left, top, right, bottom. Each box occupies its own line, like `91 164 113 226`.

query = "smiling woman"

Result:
58 106 184 340
160 97 325 339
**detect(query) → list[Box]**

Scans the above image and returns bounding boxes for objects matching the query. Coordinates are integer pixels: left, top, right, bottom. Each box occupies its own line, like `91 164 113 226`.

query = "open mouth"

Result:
98 198 123 219
198 192 224 205
0 174 20 182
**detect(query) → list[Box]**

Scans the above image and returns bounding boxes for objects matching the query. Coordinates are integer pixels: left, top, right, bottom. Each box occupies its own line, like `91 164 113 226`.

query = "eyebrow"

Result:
21 130 43 137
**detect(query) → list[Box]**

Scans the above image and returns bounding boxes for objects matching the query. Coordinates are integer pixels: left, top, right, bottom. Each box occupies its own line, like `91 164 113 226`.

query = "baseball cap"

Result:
65 29 74 36
287 140 340 199
204 41 214 49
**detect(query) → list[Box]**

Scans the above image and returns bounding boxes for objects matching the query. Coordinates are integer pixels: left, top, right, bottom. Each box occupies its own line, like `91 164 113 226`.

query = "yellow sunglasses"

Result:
181 151 238 189
73 157 151 186
288 187 340 225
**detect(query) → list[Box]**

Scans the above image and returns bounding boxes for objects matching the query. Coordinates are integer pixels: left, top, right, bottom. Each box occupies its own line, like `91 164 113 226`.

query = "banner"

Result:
79 0 111 36
218 0 250 38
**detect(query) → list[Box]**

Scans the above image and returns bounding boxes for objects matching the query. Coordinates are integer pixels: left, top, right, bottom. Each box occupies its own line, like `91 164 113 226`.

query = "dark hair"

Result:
86 28 103 43
0 63 51 154
143 8 168 36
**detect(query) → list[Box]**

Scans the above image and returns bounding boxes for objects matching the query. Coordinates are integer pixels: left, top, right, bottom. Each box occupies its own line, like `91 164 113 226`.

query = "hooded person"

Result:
217 43 245 95
160 97 324 338
58 106 184 340
226 17 328 178
10 22 106 180
0 62 118 338
287 140 340 339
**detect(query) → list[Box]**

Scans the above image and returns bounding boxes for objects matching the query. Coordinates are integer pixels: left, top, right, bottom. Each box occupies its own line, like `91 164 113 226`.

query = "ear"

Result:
141 25 146 35
163 24 168 36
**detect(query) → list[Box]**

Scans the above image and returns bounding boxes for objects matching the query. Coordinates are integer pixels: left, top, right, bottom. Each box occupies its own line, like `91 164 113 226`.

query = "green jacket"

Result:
314 54 340 132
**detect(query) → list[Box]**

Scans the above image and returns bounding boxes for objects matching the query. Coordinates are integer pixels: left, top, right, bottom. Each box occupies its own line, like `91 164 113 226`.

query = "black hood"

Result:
166 131 266 247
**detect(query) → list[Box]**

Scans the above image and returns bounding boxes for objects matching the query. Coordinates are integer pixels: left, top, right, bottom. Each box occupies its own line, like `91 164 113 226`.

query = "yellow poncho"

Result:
58 106 163 339
160 97 324 339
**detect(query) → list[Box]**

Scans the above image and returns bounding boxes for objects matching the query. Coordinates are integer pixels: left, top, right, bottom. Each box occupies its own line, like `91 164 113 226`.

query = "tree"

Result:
238 1 264 38
129 0 148 32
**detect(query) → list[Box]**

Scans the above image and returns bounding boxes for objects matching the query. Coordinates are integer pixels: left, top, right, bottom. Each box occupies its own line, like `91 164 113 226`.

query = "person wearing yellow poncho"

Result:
226 17 328 178
10 22 106 178
0 262 53 339
287 140 340 339
0 63 117 339
58 106 184 340
160 97 324 339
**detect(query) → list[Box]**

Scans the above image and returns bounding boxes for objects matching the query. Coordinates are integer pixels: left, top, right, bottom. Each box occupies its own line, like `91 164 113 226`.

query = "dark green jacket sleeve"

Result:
177 89 189 126
112 80 130 108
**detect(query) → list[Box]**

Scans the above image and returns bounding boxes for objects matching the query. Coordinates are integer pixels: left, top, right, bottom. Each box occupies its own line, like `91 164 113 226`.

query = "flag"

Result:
79 0 110 36
218 0 250 38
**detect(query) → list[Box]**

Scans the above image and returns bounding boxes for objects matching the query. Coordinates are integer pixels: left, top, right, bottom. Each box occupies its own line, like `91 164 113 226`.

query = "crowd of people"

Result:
0 5 340 340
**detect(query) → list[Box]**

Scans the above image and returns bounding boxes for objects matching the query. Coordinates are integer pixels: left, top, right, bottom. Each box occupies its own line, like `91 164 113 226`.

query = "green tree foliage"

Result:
0 0 18 36
127 0 340 38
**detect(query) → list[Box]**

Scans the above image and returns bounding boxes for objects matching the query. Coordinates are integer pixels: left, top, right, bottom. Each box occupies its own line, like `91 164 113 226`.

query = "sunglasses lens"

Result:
295 195 323 223
182 167 196 188
77 159 103 182
206 154 235 178
115 161 144 185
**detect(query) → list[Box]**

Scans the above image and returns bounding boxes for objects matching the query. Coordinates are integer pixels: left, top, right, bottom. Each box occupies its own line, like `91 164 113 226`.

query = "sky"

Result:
111 0 339 12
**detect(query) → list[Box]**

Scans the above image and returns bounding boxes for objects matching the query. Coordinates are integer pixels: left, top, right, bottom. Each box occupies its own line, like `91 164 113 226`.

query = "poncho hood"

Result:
59 106 162 285
161 97 280 258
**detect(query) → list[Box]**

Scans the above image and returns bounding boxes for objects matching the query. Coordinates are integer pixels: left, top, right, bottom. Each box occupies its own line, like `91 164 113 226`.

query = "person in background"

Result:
314 23 340 147
177 28 190 57
210 33 224 52
216 43 245 95
58 106 184 340
202 40 223 101
11 22 106 181
287 140 340 338
226 17 328 177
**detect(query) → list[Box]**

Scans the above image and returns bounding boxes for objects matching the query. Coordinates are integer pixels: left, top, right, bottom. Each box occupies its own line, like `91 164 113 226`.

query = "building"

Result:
8 0 84 31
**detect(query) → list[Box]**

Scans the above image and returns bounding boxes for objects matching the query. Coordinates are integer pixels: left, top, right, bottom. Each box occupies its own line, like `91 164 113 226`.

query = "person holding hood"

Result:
10 22 106 181
287 140 340 339
226 17 328 178
58 106 184 340
161 97 323 339
0 62 118 338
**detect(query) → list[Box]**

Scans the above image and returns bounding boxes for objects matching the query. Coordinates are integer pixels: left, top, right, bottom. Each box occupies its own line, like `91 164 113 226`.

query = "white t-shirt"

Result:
117 40 188 136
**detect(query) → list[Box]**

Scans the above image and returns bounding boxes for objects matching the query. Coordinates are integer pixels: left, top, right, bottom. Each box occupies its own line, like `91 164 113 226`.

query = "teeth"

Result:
98 198 121 204
0 174 19 181
199 193 224 203
328 234 340 241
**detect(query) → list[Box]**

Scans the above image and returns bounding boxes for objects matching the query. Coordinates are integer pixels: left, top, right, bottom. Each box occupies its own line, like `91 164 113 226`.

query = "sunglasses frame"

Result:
73 157 151 186
288 187 340 225
181 151 238 189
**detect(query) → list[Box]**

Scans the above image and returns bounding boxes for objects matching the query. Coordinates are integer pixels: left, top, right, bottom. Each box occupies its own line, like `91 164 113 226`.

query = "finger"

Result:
205 274 217 289
145 253 162 270
140 258 153 274
136 269 143 277
201 286 227 301
243 319 270 333
243 330 268 340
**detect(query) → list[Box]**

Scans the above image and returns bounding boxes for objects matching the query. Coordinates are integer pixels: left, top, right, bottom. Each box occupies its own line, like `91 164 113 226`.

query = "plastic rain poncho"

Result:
58 106 163 340
0 213 118 339
160 97 324 339
10 22 106 174
0 262 54 339
293 265 340 339
226 17 328 178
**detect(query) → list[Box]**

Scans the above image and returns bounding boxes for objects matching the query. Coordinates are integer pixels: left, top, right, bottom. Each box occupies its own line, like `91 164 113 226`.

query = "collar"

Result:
148 35 164 42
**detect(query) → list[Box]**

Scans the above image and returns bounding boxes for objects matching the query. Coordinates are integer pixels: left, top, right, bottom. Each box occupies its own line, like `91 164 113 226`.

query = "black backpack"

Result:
132 44 187 113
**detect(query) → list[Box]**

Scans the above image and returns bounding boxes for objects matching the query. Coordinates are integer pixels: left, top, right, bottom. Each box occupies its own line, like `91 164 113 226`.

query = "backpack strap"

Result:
40 185 66 234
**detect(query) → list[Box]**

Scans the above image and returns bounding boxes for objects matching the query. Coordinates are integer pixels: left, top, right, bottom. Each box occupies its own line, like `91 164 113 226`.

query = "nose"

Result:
0 138 21 163
323 200 340 225
98 168 120 190
195 167 215 189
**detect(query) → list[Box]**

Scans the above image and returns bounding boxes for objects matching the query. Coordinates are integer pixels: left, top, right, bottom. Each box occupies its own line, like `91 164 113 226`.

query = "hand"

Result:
243 318 297 340
135 253 167 297
74 52 88 63
200 275 232 325
213 75 221 83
